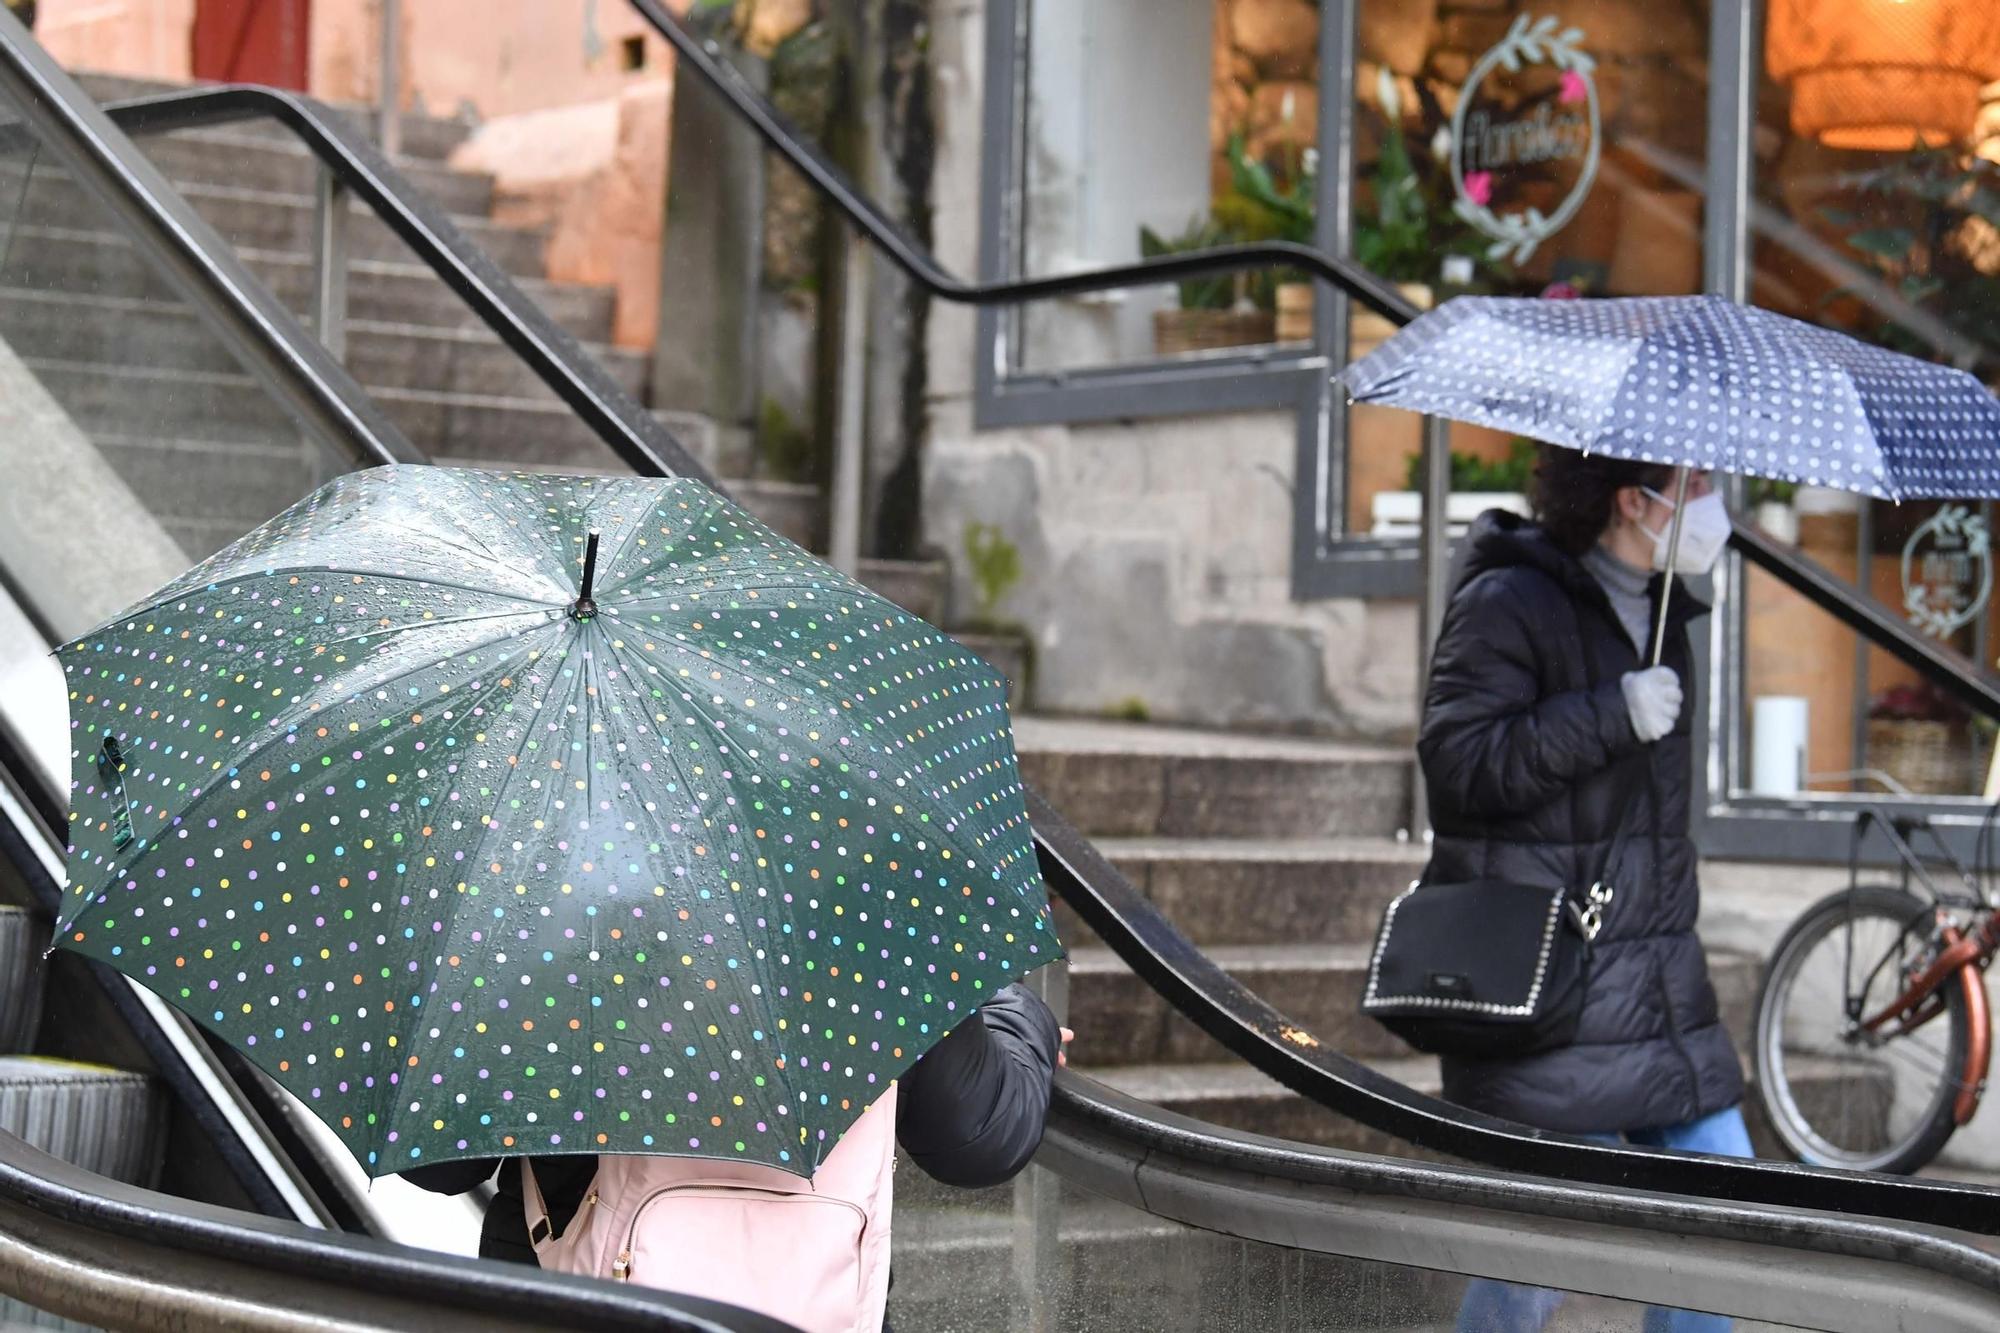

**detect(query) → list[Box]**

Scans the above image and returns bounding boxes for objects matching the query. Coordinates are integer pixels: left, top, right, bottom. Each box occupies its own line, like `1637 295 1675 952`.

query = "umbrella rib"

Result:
371 625 585 1162
66 611 567 928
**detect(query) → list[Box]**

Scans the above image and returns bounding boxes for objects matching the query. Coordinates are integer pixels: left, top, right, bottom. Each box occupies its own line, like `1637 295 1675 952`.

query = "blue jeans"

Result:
1454 1105 1754 1333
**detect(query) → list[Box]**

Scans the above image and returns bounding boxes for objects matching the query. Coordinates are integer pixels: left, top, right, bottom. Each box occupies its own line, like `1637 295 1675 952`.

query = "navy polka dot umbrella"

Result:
54 466 1060 1177
1345 293 2000 657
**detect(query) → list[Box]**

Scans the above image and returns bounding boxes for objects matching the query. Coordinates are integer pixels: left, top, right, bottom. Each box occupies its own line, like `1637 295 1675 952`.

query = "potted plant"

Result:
1222 137 1316 342
1867 680 1975 795
1138 216 1276 356
1370 437 1538 538
1748 477 1800 546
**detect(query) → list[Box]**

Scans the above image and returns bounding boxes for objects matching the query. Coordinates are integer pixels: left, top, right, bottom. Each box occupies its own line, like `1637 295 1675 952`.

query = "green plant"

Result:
1138 217 1243 311
1818 145 2000 360
1748 477 1798 506
962 522 1023 624
1352 83 1492 286
1403 437 1537 493
1108 696 1151 723
754 396 816 484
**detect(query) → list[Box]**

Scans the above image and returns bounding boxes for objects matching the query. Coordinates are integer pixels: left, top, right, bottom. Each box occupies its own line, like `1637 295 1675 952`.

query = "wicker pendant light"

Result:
1767 0 2000 151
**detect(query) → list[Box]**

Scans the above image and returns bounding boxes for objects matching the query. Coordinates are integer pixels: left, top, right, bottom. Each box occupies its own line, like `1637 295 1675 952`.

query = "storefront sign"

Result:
1449 14 1601 264
1902 504 1992 639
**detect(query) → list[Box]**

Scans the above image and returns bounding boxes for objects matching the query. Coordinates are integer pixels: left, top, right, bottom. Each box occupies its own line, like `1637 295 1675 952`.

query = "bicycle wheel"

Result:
1753 885 1972 1175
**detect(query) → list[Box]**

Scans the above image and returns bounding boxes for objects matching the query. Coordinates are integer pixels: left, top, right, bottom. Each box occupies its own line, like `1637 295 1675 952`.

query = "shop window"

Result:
1011 0 1321 374
1343 0 1711 544
1736 0 2000 806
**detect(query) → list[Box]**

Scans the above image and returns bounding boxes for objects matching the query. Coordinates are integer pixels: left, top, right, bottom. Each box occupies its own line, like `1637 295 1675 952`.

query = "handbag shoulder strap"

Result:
1566 574 1651 934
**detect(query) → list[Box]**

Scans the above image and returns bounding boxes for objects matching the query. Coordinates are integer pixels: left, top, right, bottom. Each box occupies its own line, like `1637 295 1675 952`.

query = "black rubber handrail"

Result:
1029 789 2000 1235
1046 1073 2000 1316
18 7 2000 1238
0 1128 800 1332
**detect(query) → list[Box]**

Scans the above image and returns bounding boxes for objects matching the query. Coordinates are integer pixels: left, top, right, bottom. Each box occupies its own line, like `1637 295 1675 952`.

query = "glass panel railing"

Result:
0 112 330 571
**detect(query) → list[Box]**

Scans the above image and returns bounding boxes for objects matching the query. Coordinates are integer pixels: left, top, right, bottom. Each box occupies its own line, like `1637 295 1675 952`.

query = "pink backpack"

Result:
522 1084 897 1333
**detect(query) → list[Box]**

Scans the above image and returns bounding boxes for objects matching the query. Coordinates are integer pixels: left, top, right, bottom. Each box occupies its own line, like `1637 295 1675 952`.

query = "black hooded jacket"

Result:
1417 511 1743 1134
402 983 1061 1264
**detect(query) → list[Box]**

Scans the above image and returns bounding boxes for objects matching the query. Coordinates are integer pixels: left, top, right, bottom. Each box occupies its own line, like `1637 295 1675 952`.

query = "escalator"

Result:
1 7 2000 1330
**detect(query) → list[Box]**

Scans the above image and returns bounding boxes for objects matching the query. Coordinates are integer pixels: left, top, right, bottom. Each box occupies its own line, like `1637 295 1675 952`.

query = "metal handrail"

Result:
1043 1073 2000 1332
88 83 713 487
0 1128 800 1332
9 0 2000 1241
0 7 415 472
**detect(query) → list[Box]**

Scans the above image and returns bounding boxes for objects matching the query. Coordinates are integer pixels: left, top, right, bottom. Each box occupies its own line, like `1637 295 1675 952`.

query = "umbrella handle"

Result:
1649 468 1690 668
573 531 600 621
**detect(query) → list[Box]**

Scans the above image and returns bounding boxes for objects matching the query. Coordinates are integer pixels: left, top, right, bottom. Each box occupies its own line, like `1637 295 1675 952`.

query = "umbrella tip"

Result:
572 531 600 621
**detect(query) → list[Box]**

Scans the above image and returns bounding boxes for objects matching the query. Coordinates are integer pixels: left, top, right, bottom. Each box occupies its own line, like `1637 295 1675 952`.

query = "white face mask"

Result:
1641 488 1731 577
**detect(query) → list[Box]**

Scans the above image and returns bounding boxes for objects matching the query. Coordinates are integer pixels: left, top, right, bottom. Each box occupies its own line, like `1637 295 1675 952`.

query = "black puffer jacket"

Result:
403 983 1061 1263
1418 512 1743 1134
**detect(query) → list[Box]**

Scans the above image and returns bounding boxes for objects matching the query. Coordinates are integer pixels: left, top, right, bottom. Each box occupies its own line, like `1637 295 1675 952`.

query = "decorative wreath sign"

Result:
1448 14 1602 264
1902 503 1992 639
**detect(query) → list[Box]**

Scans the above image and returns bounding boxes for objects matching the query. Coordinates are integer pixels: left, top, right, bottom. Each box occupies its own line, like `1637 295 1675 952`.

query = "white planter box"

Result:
1371 490 1531 539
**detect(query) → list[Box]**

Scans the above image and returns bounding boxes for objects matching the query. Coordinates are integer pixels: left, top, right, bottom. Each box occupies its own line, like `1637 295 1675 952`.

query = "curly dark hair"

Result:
1530 444 1675 557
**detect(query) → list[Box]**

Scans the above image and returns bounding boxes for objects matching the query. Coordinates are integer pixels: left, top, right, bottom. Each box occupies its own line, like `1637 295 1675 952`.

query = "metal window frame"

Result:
973 0 1422 598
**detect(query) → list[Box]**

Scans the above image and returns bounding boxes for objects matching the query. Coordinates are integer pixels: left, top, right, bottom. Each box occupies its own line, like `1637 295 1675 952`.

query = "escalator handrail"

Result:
82 83 713 488
0 1126 802 1333
1043 1071 2000 1328
1029 789 2000 1235
0 7 416 473
10 1 2000 1248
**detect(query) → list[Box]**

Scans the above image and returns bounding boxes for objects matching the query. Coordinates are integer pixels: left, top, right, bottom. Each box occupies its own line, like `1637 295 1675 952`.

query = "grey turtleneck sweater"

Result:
1582 544 1652 655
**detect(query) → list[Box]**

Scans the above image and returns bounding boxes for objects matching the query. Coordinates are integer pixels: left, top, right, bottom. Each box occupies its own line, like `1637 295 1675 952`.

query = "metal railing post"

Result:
311 165 349 363
1413 413 1452 839
377 0 402 158
828 226 869 577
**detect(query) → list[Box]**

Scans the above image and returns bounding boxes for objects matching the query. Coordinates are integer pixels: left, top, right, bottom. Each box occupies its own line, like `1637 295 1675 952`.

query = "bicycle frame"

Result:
1844 808 1997 1126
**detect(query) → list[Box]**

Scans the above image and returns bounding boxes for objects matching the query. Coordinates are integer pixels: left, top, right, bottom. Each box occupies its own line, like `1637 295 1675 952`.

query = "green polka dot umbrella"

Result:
55 465 1059 1177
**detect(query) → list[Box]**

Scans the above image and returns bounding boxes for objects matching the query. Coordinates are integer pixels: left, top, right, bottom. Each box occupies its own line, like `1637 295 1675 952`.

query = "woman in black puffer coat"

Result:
1423 449 1749 1331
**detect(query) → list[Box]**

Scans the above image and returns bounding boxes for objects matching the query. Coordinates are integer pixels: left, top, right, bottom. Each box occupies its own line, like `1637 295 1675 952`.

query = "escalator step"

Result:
0 1057 163 1188
0 909 46 1054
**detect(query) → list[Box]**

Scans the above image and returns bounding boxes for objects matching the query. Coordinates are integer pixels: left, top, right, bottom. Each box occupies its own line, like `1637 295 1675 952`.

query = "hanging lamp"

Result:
1766 0 2000 151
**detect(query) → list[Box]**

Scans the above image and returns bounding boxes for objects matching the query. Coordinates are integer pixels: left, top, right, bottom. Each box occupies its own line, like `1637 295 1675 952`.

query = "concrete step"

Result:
1088 1051 1818 1166
90 435 319 535
4 169 549 279
889 1185 1464 1331
3 228 617 342
1012 717 1412 839
20 358 292 447
77 72 477 162
1067 944 1761 1070
0 289 646 400
1068 942 1415 1066
134 127 496 215
1054 837 1424 949
1089 1059 1422 1157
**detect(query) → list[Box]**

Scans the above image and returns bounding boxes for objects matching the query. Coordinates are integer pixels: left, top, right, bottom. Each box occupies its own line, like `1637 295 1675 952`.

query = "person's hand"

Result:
1621 665 1683 743
1058 1027 1073 1068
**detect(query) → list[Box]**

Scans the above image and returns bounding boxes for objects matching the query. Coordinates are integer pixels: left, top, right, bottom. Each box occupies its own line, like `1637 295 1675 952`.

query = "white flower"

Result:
1431 125 1452 162
1281 88 1296 123
1302 146 1320 178
1375 66 1401 123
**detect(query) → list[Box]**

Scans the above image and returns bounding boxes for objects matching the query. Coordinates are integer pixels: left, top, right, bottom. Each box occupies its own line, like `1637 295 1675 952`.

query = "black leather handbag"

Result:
1361 640 1641 1059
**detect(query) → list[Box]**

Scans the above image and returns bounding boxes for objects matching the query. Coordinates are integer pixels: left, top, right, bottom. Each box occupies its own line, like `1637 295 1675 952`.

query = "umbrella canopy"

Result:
56 466 1060 1177
1343 293 2000 501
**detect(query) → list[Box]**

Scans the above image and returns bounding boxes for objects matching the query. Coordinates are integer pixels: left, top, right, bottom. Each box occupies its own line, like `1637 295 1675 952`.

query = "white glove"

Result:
1621 666 1683 744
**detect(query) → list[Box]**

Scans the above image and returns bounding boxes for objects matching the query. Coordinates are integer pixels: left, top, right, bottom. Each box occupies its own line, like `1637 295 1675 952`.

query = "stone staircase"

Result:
2 75 947 622
1012 715 1792 1160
